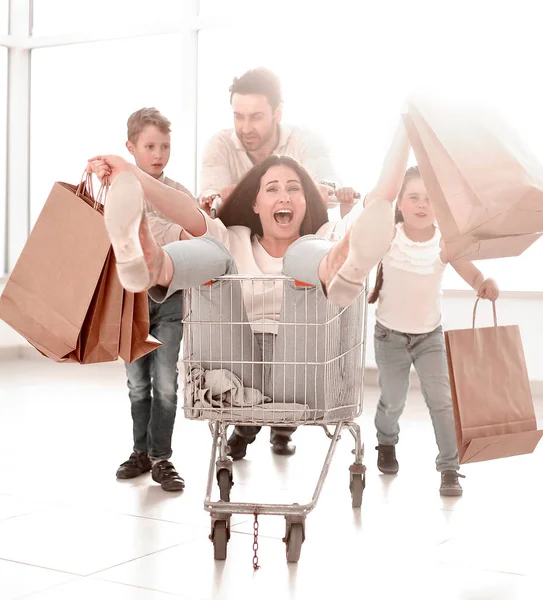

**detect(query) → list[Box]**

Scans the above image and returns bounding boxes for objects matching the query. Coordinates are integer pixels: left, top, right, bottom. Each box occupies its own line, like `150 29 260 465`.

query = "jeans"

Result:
149 235 335 446
125 291 183 461
234 332 297 443
374 322 459 472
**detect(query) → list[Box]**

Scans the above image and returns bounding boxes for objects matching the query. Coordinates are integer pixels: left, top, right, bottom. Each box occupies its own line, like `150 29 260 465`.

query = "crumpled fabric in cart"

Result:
187 366 271 411
185 366 312 421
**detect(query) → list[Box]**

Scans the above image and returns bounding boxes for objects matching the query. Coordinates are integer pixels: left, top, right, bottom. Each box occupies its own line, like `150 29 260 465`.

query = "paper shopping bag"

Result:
444 300 543 463
119 290 161 364
403 98 543 261
69 249 123 364
0 179 112 361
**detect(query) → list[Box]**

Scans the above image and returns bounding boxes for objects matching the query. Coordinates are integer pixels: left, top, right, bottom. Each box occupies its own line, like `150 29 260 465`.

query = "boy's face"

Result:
126 124 171 178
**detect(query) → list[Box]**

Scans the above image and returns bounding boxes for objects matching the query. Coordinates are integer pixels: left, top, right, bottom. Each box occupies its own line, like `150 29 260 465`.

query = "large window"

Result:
30 35 192 227
0 47 7 273
4 0 543 290
0 0 8 34
31 0 187 36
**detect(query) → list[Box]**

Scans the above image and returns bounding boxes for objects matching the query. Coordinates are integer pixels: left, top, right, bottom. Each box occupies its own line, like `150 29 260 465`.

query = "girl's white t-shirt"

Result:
375 223 446 334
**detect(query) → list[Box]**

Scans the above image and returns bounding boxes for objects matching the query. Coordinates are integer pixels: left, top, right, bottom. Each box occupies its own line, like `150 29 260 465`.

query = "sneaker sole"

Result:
161 481 186 492
104 171 149 293
439 488 463 497
116 467 151 479
377 466 399 475
271 445 296 456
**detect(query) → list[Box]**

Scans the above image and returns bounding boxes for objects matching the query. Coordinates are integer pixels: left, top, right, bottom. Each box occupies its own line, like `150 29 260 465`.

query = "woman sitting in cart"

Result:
87 120 409 461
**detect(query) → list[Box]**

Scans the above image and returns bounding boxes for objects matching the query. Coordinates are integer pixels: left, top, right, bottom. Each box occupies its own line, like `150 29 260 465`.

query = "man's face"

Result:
126 124 171 178
231 93 281 152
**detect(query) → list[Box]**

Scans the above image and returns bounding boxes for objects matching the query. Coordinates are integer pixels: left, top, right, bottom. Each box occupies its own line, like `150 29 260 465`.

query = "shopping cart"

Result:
182 274 367 563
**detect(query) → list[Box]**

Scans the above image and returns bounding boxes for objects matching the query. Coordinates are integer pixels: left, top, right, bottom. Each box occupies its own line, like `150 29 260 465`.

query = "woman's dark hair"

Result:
217 154 329 237
229 68 282 110
368 166 420 304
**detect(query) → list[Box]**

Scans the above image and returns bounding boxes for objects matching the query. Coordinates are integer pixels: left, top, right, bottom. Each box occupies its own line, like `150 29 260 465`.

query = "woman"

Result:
88 121 409 462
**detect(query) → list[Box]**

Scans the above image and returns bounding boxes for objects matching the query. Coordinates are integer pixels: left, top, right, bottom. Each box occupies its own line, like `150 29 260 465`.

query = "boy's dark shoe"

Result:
116 451 152 479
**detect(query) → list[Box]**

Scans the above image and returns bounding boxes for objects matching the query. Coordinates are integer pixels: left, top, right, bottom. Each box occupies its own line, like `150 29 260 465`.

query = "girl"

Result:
369 166 499 496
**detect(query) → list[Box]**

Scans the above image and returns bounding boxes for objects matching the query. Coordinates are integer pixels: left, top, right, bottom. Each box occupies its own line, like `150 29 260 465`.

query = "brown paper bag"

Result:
403 98 543 261
119 291 161 364
0 180 112 361
445 300 543 463
69 249 124 364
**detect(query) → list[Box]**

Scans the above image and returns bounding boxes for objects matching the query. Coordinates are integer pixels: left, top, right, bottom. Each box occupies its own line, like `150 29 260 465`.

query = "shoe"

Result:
324 198 394 307
227 432 256 461
116 451 152 479
376 444 399 474
270 429 296 456
271 438 296 456
104 171 164 293
439 470 465 497
151 460 185 492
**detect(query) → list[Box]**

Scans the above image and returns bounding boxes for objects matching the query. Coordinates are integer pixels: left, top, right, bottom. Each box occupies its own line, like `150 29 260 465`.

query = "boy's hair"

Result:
229 68 283 110
127 107 171 143
368 166 420 305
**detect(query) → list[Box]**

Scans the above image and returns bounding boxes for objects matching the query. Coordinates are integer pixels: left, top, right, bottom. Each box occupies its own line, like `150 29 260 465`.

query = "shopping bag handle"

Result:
76 170 110 210
472 298 498 329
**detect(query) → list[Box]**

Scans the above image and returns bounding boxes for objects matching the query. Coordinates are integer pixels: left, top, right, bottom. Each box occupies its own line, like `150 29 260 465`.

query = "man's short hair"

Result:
229 68 283 110
127 107 171 143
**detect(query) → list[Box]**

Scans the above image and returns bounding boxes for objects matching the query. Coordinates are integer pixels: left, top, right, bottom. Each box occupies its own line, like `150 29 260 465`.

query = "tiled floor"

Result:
0 356 542 599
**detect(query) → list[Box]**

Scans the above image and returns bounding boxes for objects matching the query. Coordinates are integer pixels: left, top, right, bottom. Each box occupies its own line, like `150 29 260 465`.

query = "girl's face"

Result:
398 176 436 230
253 164 307 240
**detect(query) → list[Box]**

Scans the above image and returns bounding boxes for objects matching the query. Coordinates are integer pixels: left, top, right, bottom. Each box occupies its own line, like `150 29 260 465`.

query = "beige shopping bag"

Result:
403 98 543 261
445 300 543 463
0 175 159 364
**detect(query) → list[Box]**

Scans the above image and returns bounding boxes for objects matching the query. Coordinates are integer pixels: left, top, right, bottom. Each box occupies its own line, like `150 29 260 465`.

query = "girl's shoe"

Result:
439 470 465 497
376 444 399 474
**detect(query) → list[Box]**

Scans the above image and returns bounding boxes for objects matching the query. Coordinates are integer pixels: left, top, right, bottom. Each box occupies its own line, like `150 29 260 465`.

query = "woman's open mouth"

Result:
273 209 294 225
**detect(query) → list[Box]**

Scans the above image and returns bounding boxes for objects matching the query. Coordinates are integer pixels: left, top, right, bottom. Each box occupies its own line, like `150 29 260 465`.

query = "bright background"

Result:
2 0 543 378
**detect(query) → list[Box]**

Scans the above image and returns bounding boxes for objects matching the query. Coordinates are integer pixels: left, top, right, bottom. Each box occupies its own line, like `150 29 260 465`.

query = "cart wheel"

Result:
286 523 304 563
217 468 232 502
350 473 365 508
212 520 228 560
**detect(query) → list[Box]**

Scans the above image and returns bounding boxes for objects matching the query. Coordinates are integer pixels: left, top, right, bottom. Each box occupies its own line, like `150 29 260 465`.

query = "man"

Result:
199 67 358 216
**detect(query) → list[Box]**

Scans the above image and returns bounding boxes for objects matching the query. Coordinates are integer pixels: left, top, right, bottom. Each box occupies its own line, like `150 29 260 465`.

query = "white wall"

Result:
2 280 542 382
364 290 543 382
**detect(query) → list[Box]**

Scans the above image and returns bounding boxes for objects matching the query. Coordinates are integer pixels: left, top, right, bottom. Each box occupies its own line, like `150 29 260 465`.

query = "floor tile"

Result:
1 358 542 600
0 559 76 600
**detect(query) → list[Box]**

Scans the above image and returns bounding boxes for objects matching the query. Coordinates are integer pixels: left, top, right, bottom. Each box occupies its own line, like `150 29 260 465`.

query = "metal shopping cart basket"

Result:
182 274 368 563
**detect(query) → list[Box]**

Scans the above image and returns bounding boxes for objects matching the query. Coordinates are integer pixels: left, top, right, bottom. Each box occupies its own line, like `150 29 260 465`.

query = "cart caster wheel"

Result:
212 520 228 560
217 468 233 502
350 473 365 508
285 523 304 563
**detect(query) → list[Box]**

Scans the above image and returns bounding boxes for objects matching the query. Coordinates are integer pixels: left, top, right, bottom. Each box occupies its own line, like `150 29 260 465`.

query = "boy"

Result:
115 107 192 491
